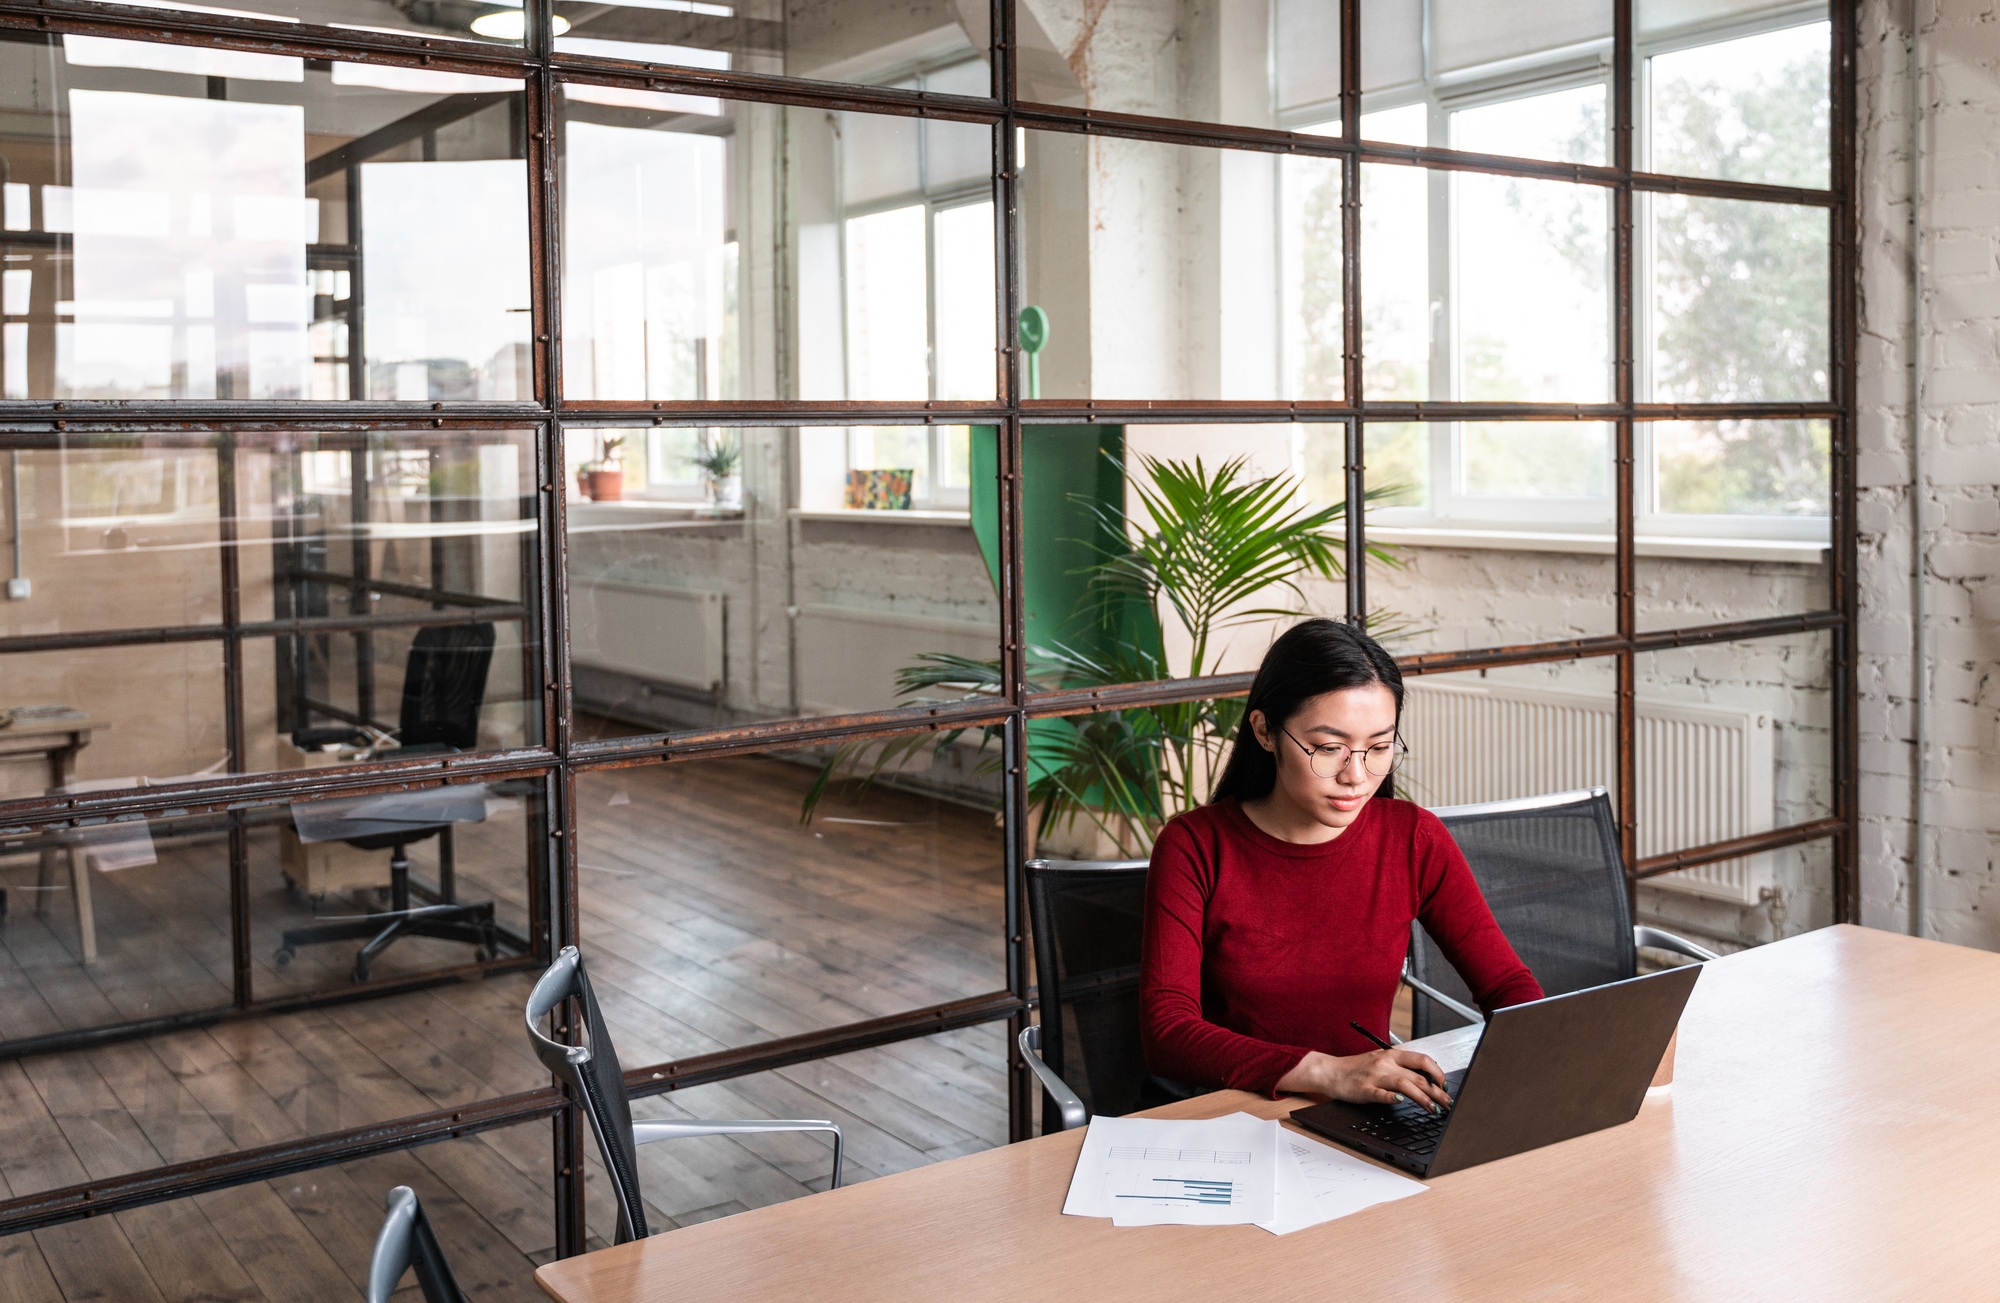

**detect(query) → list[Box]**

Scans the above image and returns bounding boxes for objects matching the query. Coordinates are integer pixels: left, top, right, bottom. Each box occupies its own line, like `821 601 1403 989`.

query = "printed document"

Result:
1256 1129 1428 1235
1063 1112 1279 1226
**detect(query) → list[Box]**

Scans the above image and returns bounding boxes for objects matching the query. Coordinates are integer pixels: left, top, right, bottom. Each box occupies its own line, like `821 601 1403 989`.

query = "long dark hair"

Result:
1209 618 1403 804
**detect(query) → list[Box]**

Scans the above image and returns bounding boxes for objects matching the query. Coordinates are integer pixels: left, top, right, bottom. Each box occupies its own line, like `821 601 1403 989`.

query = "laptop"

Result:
1290 964 1701 1178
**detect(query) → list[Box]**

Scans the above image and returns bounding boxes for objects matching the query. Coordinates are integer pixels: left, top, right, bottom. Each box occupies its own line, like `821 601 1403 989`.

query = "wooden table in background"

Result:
0 706 93 797
535 926 2000 1302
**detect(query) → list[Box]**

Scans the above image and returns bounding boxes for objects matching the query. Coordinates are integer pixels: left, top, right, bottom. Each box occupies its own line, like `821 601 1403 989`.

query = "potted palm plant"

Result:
802 451 1404 857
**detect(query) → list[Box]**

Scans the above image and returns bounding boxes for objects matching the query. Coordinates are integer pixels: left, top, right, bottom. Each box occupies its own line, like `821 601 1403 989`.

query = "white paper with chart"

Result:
1062 1112 1279 1226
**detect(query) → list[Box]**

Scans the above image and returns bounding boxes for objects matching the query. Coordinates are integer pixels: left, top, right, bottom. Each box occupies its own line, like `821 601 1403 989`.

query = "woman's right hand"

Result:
1277 1048 1454 1113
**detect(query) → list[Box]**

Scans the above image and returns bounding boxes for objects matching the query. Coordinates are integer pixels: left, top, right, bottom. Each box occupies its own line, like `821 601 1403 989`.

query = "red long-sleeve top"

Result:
1140 795 1543 1097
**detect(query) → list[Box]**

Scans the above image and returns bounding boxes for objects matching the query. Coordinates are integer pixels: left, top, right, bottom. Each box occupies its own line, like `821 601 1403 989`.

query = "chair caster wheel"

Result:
474 947 493 963
273 948 294 966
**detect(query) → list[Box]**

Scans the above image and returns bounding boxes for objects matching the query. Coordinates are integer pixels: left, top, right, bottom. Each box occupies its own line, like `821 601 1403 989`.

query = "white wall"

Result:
1855 0 2000 948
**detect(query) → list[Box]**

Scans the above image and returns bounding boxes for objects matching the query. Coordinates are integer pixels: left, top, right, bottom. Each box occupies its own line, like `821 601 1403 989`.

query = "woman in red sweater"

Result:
1140 619 1542 1110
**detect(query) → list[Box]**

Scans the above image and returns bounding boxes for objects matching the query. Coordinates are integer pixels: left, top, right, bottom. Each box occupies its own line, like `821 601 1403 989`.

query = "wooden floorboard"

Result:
0 754 1012 1300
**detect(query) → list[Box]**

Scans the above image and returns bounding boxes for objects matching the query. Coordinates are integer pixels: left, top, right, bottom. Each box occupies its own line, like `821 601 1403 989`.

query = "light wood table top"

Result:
536 925 2000 1303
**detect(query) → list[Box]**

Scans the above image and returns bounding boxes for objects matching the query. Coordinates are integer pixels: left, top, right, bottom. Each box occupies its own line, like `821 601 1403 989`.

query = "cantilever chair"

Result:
1409 787 1720 1037
525 946 845 1244
277 623 501 981
367 1186 466 1303
1017 858 1204 1134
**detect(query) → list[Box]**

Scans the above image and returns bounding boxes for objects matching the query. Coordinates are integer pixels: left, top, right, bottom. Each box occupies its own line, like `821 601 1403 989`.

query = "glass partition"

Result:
559 87 995 404
0 32 530 402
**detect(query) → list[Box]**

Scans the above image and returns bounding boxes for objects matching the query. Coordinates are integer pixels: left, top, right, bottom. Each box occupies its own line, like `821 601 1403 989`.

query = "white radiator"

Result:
1399 679 1775 904
570 580 726 694
792 603 997 716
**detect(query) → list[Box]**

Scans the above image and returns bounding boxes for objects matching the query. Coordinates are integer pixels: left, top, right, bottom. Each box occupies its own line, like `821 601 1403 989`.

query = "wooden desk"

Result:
0 706 94 796
535 925 2000 1302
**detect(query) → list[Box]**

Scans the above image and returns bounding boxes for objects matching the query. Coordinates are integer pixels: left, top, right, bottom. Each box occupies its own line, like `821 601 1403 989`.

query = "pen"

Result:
1349 1020 1394 1052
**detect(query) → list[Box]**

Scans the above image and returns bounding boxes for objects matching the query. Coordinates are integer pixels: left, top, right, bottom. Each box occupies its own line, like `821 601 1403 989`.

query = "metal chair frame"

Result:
525 946 844 1243
367 1186 467 1303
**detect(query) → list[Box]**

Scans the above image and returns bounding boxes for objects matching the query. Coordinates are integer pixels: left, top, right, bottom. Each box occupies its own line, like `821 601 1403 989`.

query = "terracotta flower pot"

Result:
584 467 624 501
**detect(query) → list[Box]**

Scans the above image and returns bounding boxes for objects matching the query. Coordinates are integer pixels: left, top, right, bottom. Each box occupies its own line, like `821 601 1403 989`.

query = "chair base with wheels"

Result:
275 829 499 983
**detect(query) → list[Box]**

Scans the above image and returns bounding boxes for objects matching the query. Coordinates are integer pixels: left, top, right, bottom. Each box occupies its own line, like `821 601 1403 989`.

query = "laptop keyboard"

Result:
1348 1071 1467 1157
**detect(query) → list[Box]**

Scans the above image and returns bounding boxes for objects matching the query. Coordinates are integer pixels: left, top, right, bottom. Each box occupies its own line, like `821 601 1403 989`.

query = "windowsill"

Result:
566 500 744 530
790 508 972 527
1366 526 1828 563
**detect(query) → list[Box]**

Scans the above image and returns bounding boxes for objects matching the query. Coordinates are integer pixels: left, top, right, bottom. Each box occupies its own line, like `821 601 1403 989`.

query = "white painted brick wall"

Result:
1857 0 2000 948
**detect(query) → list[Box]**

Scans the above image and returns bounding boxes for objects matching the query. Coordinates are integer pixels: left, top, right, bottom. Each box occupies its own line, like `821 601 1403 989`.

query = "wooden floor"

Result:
0 755 1009 1300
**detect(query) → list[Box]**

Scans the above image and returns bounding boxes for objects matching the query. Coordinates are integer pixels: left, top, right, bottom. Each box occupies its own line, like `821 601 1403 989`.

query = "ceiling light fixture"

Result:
469 6 569 39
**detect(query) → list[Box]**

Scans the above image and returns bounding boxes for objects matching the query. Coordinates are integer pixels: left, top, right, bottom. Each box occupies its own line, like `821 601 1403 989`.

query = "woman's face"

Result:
1250 684 1399 834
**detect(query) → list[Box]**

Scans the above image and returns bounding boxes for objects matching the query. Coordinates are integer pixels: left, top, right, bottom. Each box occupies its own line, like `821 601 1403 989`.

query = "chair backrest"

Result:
367 1186 467 1303
525 946 649 1243
1025 858 1150 1131
1411 788 1637 1037
399 622 495 750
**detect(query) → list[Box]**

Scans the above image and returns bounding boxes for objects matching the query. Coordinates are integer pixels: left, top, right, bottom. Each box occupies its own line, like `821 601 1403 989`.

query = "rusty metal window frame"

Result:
0 0 1859 1261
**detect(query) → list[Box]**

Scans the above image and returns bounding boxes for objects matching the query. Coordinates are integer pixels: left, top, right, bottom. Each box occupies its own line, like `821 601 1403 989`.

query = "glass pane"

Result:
565 425 998 737
1456 173 1610 402
1461 422 1613 498
1360 161 1431 400
0 434 223 636
1646 17 1830 189
0 808 231 1042
1636 421 1829 632
1395 659 1618 812
1451 82 1607 166
0 33 529 403
252 774 545 997
1365 0 1611 165
559 90 994 403
1023 132 1327 401
603 1024 1003 1240
1636 632 1832 945
1020 424 1351 690
0 644 228 791
0 1120 554 1295
1025 0 1334 130
574 750 1003 1057
1364 423 1617 654
1650 195 1829 403
92 0 528 44
238 428 545 769
554 2 989 95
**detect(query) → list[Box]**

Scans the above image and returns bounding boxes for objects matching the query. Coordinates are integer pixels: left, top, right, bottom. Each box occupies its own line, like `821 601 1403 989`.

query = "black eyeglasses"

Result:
1279 729 1409 780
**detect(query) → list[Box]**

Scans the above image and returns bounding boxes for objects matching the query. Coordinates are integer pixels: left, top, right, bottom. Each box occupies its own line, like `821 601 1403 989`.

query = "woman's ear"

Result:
1248 709 1274 752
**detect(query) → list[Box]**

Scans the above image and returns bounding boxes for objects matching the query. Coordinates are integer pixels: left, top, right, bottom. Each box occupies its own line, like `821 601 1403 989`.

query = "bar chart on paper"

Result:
1109 1148 1251 1211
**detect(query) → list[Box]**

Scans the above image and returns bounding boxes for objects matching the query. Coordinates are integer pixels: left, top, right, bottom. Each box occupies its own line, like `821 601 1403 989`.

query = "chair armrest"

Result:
1018 1024 1088 1131
1401 963 1487 1026
632 1118 845 1190
1633 924 1720 964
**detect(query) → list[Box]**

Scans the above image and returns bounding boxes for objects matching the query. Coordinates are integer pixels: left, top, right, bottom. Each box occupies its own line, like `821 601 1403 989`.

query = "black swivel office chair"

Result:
276 623 503 981
1408 787 1720 1037
525 946 846 1244
367 1186 467 1303
1016 858 1195 1133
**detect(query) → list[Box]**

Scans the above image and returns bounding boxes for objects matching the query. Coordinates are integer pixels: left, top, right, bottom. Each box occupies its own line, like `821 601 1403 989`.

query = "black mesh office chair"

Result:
1017 858 1194 1132
525 946 845 1244
1408 787 1719 1037
276 624 502 981
367 1186 466 1303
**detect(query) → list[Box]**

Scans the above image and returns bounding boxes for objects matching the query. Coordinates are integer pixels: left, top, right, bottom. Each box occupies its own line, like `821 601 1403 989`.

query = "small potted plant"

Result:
576 435 626 502
694 431 742 510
